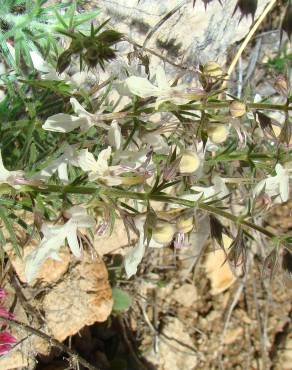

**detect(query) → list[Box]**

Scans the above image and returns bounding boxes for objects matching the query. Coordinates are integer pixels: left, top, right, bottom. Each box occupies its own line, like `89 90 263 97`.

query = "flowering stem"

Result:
0 315 100 370
22 185 276 240
179 102 292 112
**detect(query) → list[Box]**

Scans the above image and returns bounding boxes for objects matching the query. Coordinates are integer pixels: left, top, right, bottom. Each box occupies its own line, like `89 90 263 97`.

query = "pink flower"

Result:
0 288 17 356
0 289 6 299
0 331 17 355
0 306 14 320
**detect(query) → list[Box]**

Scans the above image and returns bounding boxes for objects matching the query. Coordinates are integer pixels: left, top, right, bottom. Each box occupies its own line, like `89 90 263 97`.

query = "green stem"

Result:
177 102 291 112
21 185 276 240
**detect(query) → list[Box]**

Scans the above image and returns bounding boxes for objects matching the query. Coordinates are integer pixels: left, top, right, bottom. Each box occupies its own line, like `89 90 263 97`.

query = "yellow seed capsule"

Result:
179 151 200 174
229 100 246 118
203 61 223 78
176 216 193 234
152 222 176 244
207 124 229 144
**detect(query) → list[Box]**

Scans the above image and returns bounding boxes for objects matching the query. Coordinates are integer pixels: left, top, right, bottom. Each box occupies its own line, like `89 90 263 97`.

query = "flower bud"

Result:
152 222 176 244
203 61 223 78
179 151 200 174
230 100 246 118
176 216 193 234
207 124 229 144
274 75 289 97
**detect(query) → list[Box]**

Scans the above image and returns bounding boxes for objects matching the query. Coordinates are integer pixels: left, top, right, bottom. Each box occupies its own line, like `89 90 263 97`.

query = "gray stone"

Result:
95 0 270 78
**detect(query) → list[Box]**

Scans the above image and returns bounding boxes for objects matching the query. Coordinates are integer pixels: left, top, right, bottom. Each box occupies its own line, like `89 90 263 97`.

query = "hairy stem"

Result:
22 185 276 240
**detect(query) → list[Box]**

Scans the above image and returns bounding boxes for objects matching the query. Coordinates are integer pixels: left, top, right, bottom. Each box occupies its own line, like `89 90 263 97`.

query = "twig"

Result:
138 301 198 356
0 315 100 370
142 0 187 50
223 0 278 90
251 268 271 369
221 253 252 344
125 35 195 72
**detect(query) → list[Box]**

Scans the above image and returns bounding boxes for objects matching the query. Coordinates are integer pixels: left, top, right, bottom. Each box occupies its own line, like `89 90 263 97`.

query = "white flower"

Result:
191 176 229 200
108 121 122 150
176 176 229 204
25 206 95 283
74 147 123 186
253 164 289 203
124 216 176 278
33 144 79 183
125 66 204 110
43 98 109 133
0 150 25 188
141 131 169 154
124 217 145 278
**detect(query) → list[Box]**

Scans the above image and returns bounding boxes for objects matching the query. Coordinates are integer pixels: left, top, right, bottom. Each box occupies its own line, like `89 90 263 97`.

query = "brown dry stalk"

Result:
223 0 278 90
0 315 100 370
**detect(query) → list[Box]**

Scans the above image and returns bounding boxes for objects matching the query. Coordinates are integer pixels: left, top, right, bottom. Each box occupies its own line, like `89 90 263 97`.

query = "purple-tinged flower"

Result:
0 331 17 355
174 232 185 249
0 289 6 300
0 306 15 320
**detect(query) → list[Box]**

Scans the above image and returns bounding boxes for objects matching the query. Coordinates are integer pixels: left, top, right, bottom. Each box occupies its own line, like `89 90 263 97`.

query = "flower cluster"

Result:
0 36 291 283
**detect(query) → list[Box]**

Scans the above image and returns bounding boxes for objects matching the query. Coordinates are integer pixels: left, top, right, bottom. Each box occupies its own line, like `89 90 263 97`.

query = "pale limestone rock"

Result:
42 253 113 342
0 351 31 370
172 283 198 307
95 0 270 79
205 235 238 295
6 242 70 285
94 217 136 256
223 327 244 345
144 317 197 369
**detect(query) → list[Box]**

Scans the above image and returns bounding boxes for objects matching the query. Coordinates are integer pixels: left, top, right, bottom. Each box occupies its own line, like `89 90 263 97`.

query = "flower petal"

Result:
125 76 160 98
0 151 11 183
25 229 67 283
57 162 69 183
96 147 112 174
30 51 50 73
155 66 170 90
108 121 122 150
43 113 86 133
66 223 81 258
74 149 99 173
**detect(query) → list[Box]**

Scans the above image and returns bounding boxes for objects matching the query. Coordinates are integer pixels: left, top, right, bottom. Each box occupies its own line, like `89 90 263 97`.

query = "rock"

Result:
172 283 198 307
223 327 244 345
42 253 113 342
205 235 237 295
94 217 136 256
7 242 70 285
0 351 32 370
144 317 197 369
92 0 270 79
